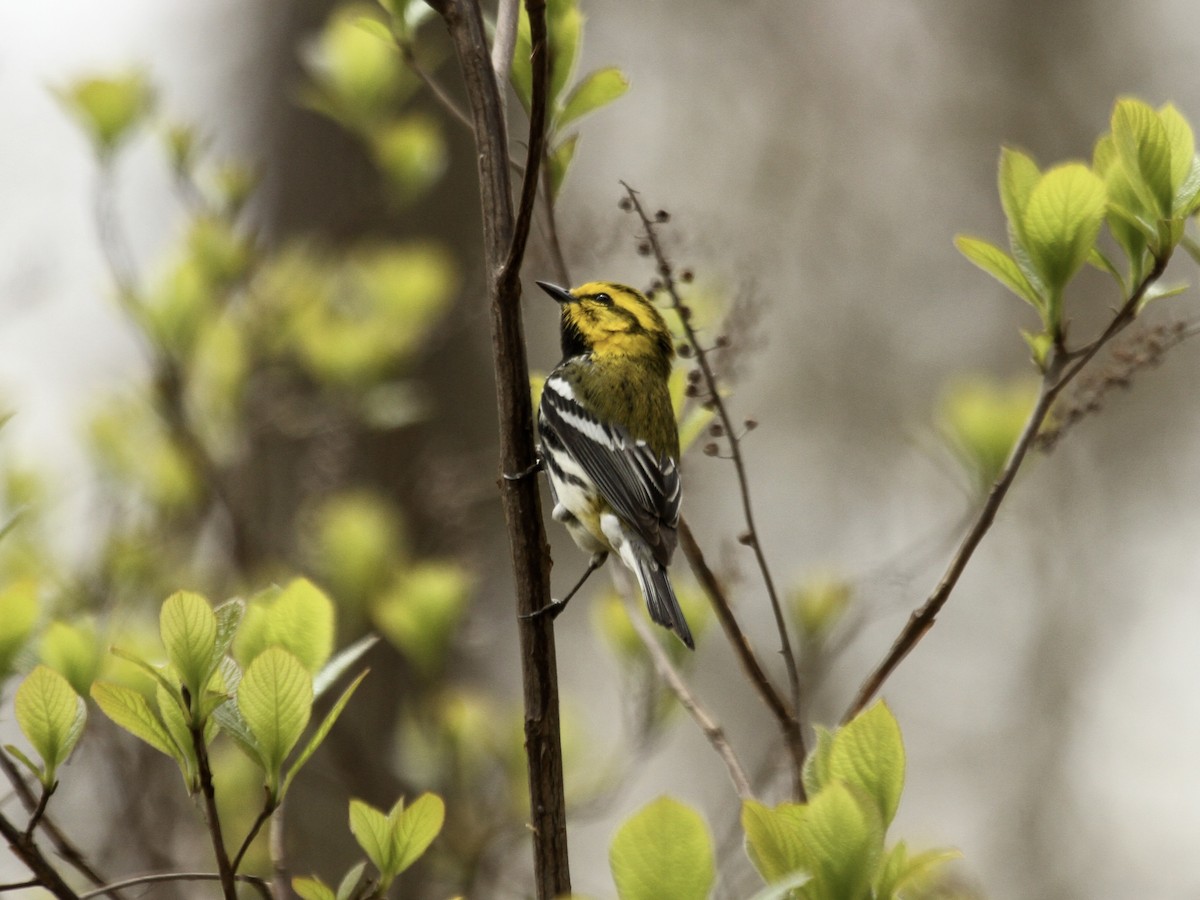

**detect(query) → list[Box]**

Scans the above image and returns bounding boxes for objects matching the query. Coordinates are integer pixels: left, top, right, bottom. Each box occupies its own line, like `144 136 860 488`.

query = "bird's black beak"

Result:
536 281 575 305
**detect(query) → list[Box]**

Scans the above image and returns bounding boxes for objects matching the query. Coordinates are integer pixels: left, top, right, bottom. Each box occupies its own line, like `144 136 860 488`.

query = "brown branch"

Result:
230 791 276 873
432 0 568 896
76 872 271 899
619 586 753 799
0 811 78 899
677 519 806 799
0 754 116 896
191 723 237 900
621 183 807 798
842 254 1171 723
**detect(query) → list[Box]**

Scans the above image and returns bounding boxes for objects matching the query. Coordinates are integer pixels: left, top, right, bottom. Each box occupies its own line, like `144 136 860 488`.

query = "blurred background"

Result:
2 0 1200 897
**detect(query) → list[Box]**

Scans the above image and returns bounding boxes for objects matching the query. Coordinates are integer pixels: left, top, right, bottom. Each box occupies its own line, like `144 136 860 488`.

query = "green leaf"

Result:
875 841 962 900
350 799 394 876
336 860 369 900
213 694 261 764
1112 98 1174 218
292 877 336 900
827 700 905 828
314 634 378 700
390 792 446 875
998 147 1041 250
548 133 579 203
238 648 313 796
213 598 245 660
611 796 714 900
160 591 219 706
1087 246 1125 290
742 799 808 884
14 666 87 785
1020 163 1107 299
4 744 42 781
372 564 469 675
558 67 629 128
109 647 187 716
0 579 40 677
280 669 369 800
1159 103 1195 195
800 727 835 800
39 619 104 696
91 681 182 760
954 236 1042 308
1173 155 1200 218
796 782 883 900
547 0 583 106
235 579 335 673
57 72 154 156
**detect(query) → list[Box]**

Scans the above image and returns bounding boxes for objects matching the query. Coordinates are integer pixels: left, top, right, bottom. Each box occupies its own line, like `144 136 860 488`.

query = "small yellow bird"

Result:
534 280 693 649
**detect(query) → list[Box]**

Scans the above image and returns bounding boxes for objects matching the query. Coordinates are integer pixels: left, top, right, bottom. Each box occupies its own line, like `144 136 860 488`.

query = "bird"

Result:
532 279 694 649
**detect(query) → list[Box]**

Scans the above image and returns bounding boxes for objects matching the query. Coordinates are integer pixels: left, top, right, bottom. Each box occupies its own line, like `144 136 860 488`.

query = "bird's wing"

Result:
539 375 679 564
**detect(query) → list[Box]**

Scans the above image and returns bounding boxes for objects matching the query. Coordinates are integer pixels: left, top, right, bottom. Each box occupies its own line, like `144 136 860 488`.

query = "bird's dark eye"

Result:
593 292 613 306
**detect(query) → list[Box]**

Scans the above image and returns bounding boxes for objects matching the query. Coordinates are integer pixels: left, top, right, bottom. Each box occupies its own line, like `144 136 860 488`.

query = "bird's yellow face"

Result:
537 281 674 365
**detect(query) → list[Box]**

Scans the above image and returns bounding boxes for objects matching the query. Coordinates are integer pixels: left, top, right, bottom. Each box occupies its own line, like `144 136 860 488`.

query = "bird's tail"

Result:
633 558 694 650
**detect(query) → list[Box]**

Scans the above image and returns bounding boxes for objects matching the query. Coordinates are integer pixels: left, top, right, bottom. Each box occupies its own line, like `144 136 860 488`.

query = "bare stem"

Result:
230 792 276 873
191 724 238 900
430 0 569 895
23 783 54 840
621 182 807 797
0 753 116 895
842 254 1170 723
77 872 271 899
269 795 290 899
619 588 754 799
678 519 806 799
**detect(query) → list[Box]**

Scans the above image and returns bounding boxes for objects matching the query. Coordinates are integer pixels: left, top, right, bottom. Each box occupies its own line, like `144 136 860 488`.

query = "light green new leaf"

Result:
1112 98 1173 218
1021 163 1107 296
57 72 153 156
280 669 369 800
91 681 181 760
742 799 808 884
335 860 369 900
827 700 905 827
611 796 714 900
213 599 245 662
547 0 583 107
558 67 629 128
236 580 335 673
800 726 835 800
350 799 394 876
157 681 198 783
214 697 261 764
548 133 579 202
238 648 313 794
954 236 1043 308
160 591 219 704
796 782 884 900
391 792 446 875
998 147 1041 250
1173 155 1200 217
875 841 962 900
292 876 336 900
14 666 87 784
1158 103 1195 194
313 634 377 700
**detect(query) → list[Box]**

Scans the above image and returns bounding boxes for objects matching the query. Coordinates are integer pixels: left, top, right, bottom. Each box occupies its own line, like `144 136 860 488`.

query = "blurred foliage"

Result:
938 376 1040 494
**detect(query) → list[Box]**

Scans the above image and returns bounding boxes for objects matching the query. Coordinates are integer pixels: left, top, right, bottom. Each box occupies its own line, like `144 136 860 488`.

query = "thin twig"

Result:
23 783 54 840
491 0 521 95
621 182 807 798
0 753 116 895
618 588 753 799
191 723 238 900
77 872 272 899
400 43 475 131
842 254 1170 722
538 164 571 286
230 792 276 873
677 519 806 800
0 811 78 899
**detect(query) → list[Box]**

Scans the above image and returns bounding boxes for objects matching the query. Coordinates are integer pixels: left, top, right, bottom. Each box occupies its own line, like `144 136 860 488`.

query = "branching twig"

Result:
230 792 276 873
76 872 271 900
618 587 753 799
842 255 1171 722
23 783 54 840
0 753 116 895
621 182 807 798
0 811 78 899
431 0 568 896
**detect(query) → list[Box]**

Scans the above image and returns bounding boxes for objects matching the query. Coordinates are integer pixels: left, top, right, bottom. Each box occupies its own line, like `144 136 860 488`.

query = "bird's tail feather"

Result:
634 559 694 650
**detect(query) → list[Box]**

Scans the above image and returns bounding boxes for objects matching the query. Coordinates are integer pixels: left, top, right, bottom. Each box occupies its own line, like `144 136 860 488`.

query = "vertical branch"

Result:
191 724 237 900
430 0 569 895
